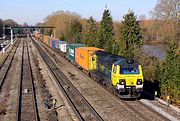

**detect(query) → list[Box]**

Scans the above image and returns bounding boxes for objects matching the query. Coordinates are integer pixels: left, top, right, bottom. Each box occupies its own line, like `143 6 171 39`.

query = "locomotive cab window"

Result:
113 65 117 73
120 66 140 74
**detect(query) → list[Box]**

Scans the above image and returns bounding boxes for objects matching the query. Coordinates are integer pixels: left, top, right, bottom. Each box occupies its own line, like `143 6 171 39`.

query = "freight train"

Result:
34 34 144 98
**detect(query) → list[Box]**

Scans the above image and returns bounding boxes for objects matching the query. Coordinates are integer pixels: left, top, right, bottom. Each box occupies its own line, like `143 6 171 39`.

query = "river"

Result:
143 45 165 59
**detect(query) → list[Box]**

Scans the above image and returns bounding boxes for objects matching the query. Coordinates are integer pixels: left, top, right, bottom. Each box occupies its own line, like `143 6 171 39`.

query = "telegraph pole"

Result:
2 25 5 53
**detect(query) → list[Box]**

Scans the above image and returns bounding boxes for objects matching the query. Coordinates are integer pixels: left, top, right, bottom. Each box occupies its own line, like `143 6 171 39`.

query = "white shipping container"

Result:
60 44 67 53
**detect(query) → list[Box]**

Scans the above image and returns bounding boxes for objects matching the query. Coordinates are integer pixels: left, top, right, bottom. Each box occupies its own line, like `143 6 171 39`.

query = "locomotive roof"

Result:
93 50 139 66
93 50 127 59
114 59 139 66
67 43 85 46
77 47 103 51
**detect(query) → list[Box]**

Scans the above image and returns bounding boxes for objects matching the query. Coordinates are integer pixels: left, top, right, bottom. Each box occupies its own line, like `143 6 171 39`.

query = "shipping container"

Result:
66 44 85 62
60 43 67 53
34 31 40 38
38 34 41 40
43 36 49 45
59 41 67 44
47 37 51 46
39 34 43 41
43 36 48 41
51 40 58 48
75 47 103 70
50 38 59 48
51 40 66 49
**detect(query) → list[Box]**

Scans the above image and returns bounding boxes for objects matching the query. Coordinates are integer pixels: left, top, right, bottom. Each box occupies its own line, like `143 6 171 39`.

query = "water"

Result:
143 45 165 59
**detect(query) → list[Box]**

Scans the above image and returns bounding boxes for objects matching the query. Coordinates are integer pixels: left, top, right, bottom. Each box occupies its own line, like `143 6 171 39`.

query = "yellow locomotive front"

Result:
111 60 144 98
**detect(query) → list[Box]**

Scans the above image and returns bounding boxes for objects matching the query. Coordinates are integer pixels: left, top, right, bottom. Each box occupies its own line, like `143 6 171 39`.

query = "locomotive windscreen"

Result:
120 65 140 74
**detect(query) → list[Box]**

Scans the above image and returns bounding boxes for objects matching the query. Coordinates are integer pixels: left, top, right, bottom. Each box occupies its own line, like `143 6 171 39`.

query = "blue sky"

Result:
0 0 157 25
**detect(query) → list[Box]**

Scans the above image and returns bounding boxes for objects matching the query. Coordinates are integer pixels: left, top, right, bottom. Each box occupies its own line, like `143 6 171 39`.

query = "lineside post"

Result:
11 29 13 44
2 48 5 53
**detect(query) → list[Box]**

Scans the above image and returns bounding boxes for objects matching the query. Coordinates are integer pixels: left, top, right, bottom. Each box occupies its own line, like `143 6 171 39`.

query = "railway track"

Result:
31 37 104 121
16 39 40 121
0 39 20 91
121 100 170 121
37 38 172 121
0 39 18 69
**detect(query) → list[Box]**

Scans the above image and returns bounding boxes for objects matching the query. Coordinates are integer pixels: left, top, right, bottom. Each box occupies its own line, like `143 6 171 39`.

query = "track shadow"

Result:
123 98 137 101
141 79 160 100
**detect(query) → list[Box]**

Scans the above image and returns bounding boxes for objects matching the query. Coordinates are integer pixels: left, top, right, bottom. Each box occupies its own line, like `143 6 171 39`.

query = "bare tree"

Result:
152 0 180 20
23 22 28 27
138 14 146 20
3 19 18 27
149 0 180 48
35 22 44 27
43 10 81 39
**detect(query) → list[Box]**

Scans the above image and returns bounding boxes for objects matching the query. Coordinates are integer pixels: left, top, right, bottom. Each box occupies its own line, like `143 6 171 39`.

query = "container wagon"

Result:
75 47 103 71
59 43 67 53
43 36 49 45
66 44 85 63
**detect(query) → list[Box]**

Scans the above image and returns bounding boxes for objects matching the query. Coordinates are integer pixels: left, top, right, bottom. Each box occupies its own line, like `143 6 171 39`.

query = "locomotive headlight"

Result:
119 79 125 85
137 79 142 85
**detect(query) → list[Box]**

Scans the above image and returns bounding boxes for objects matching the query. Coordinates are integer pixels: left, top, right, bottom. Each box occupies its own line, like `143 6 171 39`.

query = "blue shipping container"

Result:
52 40 66 49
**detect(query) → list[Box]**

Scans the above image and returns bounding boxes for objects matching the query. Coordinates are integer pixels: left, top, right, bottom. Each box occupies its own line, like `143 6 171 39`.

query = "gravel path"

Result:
0 39 22 121
30 38 79 121
140 99 180 121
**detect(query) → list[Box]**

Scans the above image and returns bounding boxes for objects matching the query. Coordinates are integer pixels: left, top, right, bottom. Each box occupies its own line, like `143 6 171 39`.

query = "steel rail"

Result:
31 36 103 121
0 39 20 91
16 38 40 121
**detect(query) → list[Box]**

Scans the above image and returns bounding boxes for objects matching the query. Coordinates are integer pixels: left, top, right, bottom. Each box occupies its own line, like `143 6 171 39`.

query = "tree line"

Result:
43 9 142 56
0 19 19 37
43 0 179 104
0 19 34 38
